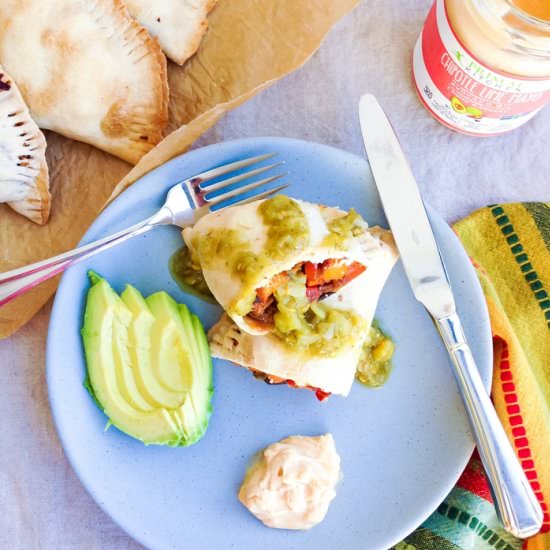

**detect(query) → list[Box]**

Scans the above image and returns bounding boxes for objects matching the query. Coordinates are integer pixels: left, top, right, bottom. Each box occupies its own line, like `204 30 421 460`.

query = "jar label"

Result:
413 0 550 135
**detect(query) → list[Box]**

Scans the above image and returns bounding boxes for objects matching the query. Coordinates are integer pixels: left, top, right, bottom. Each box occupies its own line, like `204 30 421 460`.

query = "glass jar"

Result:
412 0 550 135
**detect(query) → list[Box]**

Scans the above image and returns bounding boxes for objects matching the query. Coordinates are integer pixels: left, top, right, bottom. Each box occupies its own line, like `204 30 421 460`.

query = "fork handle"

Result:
0 217 156 307
436 313 543 538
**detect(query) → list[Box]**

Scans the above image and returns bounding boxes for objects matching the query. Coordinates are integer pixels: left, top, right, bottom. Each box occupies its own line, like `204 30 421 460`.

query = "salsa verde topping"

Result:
355 324 395 387
272 272 367 358
323 208 368 249
169 246 213 301
258 195 309 260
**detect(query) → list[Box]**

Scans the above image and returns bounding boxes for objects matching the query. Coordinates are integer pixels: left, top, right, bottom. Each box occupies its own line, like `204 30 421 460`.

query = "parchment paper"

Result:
0 0 361 339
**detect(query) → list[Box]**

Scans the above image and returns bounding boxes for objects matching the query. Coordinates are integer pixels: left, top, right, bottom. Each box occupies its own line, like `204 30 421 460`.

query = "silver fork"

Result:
0 153 287 307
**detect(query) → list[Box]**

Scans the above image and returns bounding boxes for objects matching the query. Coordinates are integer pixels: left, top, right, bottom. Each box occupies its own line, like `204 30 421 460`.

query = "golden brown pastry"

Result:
124 0 217 65
0 0 169 165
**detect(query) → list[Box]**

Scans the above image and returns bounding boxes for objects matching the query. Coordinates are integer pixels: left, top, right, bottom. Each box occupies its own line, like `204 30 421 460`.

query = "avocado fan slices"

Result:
81 271 213 447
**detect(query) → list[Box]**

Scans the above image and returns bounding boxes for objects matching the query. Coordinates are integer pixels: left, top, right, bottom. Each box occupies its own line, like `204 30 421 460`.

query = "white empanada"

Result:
183 197 397 336
8 163 51 225
208 313 366 397
0 67 51 224
0 0 169 165
124 0 216 65
203 198 399 397
207 226 398 397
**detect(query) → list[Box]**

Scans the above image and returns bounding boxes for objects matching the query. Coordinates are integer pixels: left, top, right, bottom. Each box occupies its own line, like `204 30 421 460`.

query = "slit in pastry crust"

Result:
0 66 51 224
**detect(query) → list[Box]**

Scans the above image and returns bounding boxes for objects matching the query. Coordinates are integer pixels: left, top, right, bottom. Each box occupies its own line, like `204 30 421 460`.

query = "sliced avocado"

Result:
146 294 214 444
121 285 186 411
178 304 214 444
111 300 158 413
146 292 193 394
81 276 182 444
81 272 213 446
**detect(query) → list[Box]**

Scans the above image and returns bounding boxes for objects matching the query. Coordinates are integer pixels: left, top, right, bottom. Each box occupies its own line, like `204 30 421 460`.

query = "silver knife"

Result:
359 93 543 539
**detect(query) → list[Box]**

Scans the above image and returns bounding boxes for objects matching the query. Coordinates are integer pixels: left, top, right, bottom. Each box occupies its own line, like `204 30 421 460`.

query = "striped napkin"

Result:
395 203 550 550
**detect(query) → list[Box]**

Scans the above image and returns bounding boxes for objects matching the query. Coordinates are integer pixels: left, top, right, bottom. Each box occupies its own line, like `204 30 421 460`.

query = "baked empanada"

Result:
124 0 217 65
208 313 369 397
8 164 51 225
0 0 169 165
0 67 51 225
183 196 397 336
193 196 399 397
207 220 398 396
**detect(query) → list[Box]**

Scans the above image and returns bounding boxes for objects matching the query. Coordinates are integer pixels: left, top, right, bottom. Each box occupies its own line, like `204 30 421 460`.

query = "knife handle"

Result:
435 313 543 539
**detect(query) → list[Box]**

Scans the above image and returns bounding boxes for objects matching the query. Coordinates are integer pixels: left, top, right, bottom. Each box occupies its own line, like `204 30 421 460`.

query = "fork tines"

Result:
186 153 289 209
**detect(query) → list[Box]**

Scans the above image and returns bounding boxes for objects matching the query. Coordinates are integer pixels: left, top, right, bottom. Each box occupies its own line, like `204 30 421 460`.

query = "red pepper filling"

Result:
246 259 366 328
252 370 332 401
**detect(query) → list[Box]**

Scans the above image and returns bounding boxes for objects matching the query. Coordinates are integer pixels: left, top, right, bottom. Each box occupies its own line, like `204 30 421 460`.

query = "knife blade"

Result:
358 93 543 539
358 94 454 320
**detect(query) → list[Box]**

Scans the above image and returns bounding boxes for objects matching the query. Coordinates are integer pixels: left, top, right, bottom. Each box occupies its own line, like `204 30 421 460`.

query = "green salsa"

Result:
169 246 214 302
272 273 367 357
258 195 309 260
323 209 368 250
174 197 372 358
194 229 266 283
191 196 311 315
355 323 395 387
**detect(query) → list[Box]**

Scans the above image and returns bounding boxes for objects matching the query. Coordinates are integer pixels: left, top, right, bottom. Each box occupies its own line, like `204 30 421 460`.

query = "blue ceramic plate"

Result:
46 138 492 550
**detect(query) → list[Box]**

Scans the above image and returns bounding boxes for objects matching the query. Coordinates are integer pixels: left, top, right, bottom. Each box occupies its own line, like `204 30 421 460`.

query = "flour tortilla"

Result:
0 66 50 224
0 0 169 165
